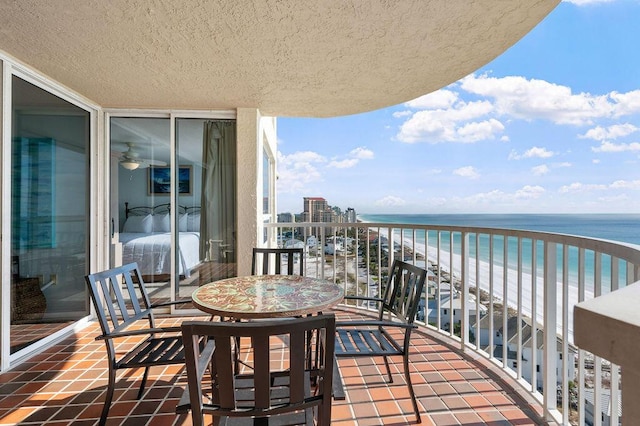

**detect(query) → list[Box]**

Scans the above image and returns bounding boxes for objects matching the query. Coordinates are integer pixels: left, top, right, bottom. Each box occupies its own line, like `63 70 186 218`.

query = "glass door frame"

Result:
105 110 236 314
1 59 99 370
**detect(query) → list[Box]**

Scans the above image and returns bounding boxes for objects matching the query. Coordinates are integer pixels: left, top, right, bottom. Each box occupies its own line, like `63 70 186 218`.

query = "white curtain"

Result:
200 120 236 262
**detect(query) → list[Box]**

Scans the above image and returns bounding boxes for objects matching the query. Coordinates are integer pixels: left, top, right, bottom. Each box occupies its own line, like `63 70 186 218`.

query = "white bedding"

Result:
120 232 201 277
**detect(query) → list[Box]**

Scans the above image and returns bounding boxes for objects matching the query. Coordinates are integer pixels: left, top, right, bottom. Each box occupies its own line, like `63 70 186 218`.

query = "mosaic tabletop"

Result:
192 275 345 319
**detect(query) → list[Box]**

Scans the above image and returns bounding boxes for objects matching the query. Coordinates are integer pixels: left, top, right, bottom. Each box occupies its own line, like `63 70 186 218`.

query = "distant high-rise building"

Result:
277 212 294 223
303 196 341 236
303 197 329 222
345 207 357 223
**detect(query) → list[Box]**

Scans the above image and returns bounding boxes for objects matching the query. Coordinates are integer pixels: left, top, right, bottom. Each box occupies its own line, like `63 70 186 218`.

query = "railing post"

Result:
461 232 469 351
543 241 558 421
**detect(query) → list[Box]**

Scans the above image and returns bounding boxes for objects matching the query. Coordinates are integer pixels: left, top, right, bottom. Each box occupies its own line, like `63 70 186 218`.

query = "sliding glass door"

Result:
110 115 236 307
10 76 90 354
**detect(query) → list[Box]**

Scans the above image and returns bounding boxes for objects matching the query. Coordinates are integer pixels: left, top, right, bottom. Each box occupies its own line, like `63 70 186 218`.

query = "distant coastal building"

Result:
302 197 329 222
302 196 347 236
345 207 357 223
277 212 295 223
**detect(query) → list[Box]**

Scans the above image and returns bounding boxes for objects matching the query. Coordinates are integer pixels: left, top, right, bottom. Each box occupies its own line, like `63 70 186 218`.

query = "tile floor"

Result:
0 307 551 425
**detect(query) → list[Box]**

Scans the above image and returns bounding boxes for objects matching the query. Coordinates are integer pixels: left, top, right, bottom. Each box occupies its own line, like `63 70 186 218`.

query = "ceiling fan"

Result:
113 142 167 170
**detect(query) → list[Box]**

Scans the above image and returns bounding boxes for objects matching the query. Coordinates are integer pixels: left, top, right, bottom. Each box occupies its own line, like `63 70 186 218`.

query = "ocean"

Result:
358 213 640 246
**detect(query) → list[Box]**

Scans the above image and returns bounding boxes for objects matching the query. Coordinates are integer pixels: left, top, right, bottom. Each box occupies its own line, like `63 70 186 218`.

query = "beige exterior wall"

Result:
236 109 277 276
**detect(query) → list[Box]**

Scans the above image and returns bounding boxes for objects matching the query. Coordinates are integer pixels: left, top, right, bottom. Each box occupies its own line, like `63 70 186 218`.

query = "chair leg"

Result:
137 366 150 399
99 367 117 426
403 353 421 423
383 356 393 382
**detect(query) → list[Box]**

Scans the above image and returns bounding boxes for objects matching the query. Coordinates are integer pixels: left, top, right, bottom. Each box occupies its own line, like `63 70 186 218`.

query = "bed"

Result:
120 203 201 279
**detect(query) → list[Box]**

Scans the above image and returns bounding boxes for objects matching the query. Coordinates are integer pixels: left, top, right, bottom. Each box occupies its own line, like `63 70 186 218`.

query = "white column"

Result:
236 108 260 276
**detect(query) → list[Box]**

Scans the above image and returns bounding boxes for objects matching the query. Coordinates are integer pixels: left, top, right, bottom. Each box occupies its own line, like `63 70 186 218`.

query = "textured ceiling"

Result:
0 0 559 117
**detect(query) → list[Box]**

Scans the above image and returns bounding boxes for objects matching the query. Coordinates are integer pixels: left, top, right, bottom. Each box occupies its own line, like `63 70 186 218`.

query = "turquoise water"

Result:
358 213 640 291
358 213 640 246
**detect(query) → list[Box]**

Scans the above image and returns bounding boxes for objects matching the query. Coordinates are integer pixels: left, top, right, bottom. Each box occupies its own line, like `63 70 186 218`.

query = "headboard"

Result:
124 202 200 218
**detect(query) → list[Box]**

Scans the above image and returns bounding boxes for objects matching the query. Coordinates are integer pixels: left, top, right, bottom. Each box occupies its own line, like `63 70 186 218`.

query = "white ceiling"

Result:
0 1 559 118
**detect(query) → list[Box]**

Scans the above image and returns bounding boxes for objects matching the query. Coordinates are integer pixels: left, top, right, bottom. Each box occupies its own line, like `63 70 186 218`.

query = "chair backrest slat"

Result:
252 334 271 409
289 328 306 404
252 247 304 275
212 336 235 409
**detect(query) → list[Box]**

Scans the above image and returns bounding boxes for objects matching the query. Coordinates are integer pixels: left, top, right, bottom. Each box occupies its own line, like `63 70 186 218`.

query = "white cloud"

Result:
610 90 640 116
453 166 480 179
515 185 545 199
558 182 609 193
555 179 640 195
510 146 555 160
350 147 374 159
327 146 374 168
456 119 505 141
328 158 359 169
405 89 459 109
395 74 640 150
460 74 615 126
392 110 412 118
532 165 550 176
591 141 640 152
610 180 640 189
277 150 326 192
579 124 639 141
397 100 503 143
453 185 546 206
375 195 406 207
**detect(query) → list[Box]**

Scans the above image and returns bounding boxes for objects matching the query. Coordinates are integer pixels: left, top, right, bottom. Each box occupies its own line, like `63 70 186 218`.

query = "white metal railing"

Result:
266 221 640 425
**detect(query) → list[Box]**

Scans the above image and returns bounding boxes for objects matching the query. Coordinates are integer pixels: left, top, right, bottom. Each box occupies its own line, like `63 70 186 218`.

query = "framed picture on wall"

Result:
148 165 192 195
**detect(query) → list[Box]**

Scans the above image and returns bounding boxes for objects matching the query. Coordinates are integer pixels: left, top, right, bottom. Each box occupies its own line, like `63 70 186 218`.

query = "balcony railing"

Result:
266 221 640 426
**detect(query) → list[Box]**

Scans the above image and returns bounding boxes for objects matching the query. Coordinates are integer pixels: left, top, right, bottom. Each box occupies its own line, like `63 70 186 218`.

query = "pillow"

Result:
151 213 170 232
187 213 200 232
178 213 189 232
122 214 152 233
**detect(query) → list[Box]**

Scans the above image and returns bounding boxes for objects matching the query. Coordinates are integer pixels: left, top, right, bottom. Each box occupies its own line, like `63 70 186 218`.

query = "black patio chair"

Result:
179 313 336 425
252 247 304 275
334 259 428 423
85 262 192 426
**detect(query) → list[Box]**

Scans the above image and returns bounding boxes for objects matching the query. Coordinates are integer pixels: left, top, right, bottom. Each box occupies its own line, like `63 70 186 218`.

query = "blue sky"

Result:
276 0 640 215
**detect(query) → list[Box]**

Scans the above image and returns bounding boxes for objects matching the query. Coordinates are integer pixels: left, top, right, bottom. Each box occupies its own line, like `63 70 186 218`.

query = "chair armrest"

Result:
96 326 182 341
343 295 383 303
150 299 192 309
335 320 416 330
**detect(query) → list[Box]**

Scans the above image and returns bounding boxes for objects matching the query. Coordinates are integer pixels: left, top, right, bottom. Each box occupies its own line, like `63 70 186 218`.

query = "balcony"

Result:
1 220 636 425
0 313 549 425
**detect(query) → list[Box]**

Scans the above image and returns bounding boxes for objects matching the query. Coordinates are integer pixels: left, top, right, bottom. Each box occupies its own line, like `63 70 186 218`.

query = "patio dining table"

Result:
190 274 346 399
191 274 344 319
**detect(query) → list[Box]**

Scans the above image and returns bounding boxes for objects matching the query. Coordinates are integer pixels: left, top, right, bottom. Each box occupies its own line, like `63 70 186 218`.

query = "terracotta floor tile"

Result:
0 313 549 425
